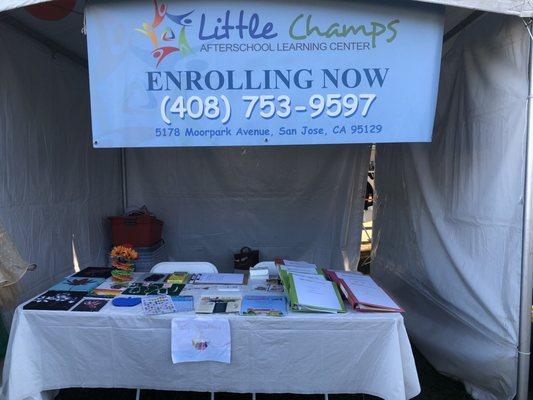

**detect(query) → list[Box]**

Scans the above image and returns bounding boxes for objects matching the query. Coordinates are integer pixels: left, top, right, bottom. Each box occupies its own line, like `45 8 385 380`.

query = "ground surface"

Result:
55 348 474 400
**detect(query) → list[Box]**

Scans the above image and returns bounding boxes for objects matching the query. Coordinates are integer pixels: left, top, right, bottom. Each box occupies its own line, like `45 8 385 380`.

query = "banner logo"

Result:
136 0 194 67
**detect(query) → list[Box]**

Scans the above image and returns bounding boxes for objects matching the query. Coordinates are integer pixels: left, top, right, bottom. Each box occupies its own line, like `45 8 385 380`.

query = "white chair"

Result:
150 261 218 274
251 261 278 277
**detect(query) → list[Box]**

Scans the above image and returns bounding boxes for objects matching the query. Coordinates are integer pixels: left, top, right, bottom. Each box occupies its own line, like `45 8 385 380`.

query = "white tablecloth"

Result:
1 285 420 400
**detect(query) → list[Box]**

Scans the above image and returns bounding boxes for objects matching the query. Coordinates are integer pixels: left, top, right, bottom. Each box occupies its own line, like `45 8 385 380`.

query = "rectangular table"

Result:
1 284 420 400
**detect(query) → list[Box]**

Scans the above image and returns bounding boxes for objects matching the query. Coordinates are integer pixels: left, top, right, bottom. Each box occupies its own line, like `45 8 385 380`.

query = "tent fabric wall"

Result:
372 14 527 400
0 21 123 325
125 145 369 272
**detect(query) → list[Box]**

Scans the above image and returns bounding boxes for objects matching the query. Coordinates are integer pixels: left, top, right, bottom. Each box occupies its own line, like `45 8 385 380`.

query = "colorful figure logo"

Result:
136 0 194 67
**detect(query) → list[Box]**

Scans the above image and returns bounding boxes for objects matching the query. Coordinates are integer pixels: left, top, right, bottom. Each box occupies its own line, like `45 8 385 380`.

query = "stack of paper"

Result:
190 273 244 285
326 270 403 312
275 258 320 275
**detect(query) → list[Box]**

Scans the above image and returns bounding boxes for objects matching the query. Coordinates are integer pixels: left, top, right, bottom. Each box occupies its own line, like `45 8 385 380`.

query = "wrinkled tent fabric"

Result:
0 21 123 326
125 145 369 272
2 0 533 16
372 14 527 400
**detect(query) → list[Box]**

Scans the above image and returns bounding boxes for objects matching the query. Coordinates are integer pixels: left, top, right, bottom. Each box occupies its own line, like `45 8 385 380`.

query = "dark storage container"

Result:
109 215 163 247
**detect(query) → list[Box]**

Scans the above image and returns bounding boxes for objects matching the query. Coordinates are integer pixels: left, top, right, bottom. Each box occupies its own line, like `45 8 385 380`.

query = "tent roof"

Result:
1 0 533 16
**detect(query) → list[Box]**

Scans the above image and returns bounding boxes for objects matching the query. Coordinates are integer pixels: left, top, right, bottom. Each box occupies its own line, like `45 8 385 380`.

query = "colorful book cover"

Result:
23 291 86 311
241 295 287 316
71 267 112 279
166 272 189 285
71 298 109 312
141 273 168 283
171 296 194 312
90 278 130 298
122 282 184 296
49 277 105 293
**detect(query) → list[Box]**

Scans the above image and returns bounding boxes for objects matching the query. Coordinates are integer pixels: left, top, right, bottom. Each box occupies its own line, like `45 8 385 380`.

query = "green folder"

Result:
287 272 346 313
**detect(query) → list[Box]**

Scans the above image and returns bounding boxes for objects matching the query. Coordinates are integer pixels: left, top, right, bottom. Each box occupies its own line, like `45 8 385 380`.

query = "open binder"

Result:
326 270 403 312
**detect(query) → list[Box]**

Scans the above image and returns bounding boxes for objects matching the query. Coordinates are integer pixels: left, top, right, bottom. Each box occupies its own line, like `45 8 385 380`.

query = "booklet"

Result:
23 291 86 311
288 273 345 313
49 277 105 293
191 273 244 285
196 295 242 314
241 295 287 316
338 274 403 312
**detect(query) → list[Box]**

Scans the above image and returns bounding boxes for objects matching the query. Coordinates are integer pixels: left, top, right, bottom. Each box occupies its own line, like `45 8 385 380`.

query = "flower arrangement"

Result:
110 244 138 282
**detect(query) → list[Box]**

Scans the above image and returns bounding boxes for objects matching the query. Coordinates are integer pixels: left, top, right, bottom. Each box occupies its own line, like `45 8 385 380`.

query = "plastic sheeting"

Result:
125 145 369 272
0 21 122 326
372 14 527 400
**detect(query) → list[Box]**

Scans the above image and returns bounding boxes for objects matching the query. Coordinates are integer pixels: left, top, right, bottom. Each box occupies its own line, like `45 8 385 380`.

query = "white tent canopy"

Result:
0 1 532 400
2 0 533 16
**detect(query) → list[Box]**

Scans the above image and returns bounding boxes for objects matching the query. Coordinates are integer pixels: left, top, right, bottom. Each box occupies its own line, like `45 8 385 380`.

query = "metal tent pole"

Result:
121 148 128 214
517 19 533 400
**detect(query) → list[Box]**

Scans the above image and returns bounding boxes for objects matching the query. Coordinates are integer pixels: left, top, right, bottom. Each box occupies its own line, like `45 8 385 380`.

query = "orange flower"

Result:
110 245 139 260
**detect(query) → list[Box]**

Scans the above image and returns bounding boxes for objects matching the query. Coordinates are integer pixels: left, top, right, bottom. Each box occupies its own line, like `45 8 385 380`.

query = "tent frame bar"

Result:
517 17 533 400
0 14 87 69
